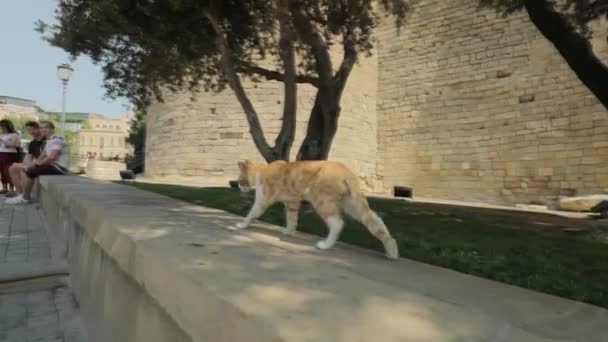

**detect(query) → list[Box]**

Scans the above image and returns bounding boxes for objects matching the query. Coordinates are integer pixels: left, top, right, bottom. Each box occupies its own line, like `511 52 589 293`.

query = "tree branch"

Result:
333 29 358 101
287 0 334 87
203 6 275 161
235 60 319 87
288 0 339 158
273 0 297 160
523 0 608 110
578 0 608 22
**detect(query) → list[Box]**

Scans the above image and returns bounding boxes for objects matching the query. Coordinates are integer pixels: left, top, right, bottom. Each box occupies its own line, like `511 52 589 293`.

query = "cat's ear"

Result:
237 160 249 172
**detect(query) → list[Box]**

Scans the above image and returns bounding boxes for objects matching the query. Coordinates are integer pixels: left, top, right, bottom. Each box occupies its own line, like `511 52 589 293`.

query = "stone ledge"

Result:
37 176 608 342
85 160 125 180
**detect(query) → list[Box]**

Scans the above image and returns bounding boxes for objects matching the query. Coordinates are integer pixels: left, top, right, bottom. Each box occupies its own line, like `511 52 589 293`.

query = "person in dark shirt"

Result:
6 121 46 197
27 135 46 159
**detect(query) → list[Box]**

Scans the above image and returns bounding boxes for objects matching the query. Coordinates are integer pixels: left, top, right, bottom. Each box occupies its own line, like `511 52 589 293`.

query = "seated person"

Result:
6 121 46 197
7 121 68 205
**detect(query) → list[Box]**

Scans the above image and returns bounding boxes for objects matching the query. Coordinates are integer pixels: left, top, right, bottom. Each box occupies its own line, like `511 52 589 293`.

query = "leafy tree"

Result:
38 0 408 162
126 109 145 153
480 0 608 109
126 108 146 173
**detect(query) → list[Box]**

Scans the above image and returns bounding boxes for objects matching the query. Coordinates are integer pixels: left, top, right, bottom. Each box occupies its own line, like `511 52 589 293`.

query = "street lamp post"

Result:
56 63 74 137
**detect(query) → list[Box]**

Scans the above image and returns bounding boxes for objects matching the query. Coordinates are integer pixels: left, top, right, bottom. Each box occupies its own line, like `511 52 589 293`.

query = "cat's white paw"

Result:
235 222 249 230
384 238 399 260
316 240 333 250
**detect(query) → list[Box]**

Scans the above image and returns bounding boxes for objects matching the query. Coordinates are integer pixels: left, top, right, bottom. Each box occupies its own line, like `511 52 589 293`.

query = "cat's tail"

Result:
342 176 399 260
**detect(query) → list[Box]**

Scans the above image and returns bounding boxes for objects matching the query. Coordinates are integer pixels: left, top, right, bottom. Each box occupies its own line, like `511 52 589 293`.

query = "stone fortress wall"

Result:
145 54 381 192
145 0 608 204
375 0 608 203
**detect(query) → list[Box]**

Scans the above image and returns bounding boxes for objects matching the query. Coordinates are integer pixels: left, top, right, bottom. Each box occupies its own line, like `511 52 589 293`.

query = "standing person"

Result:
6 121 46 197
0 119 21 195
6 121 68 205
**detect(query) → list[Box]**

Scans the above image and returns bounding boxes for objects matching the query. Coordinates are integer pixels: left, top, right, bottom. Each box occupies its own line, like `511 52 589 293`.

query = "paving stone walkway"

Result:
0 199 86 342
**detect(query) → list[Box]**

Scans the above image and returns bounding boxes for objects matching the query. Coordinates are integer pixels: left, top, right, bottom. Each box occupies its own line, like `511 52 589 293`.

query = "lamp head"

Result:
57 63 74 82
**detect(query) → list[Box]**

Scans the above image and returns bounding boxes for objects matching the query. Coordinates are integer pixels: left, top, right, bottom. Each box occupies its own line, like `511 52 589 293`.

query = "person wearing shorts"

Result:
6 121 68 205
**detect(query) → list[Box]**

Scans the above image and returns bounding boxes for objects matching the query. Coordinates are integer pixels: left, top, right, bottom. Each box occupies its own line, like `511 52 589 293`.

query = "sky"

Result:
0 0 130 118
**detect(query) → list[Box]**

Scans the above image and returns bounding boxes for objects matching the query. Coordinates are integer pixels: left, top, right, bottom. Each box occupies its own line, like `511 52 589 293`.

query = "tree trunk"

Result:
297 93 340 160
272 0 297 161
523 0 608 109
296 31 357 161
205 5 299 163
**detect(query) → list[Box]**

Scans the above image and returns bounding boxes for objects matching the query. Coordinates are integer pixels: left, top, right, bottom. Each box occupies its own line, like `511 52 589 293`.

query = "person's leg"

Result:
6 167 38 204
5 161 14 192
8 164 23 194
22 165 66 200
21 170 36 201
7 165 66 205
0 155 9 193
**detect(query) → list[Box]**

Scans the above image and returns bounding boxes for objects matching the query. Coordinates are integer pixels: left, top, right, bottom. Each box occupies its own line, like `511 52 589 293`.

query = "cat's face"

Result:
237 160 254 192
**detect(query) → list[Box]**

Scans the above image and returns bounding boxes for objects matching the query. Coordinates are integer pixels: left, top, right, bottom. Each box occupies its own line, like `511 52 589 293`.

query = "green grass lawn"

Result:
120 182 608 309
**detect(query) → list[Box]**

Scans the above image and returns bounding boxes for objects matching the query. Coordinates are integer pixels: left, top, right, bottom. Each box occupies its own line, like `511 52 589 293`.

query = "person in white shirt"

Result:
0 119 21 194
7 121 68 205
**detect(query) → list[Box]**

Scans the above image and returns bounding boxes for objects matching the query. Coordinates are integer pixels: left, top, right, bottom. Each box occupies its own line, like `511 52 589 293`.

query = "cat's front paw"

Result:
384 238 399 260
316 240 333 250
235 222 249 230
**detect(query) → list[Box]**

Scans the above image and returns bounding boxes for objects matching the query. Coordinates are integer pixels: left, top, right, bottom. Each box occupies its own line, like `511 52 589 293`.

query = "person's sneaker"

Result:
5 195 29 205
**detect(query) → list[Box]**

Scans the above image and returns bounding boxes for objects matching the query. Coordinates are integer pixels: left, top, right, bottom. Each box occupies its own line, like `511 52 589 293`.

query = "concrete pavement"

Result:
0 198 86 342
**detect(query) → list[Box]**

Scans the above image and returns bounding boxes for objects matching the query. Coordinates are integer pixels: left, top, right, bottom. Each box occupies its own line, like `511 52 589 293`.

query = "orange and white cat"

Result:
235 160 399 259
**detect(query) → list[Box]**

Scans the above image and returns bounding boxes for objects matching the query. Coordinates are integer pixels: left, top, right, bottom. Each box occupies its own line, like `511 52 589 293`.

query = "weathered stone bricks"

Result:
145 53 382 192
144 0 608 204
376 0 608 204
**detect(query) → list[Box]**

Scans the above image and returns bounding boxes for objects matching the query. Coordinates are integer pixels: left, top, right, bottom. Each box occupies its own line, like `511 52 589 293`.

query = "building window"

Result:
89 137 93 146
100 137 104 148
